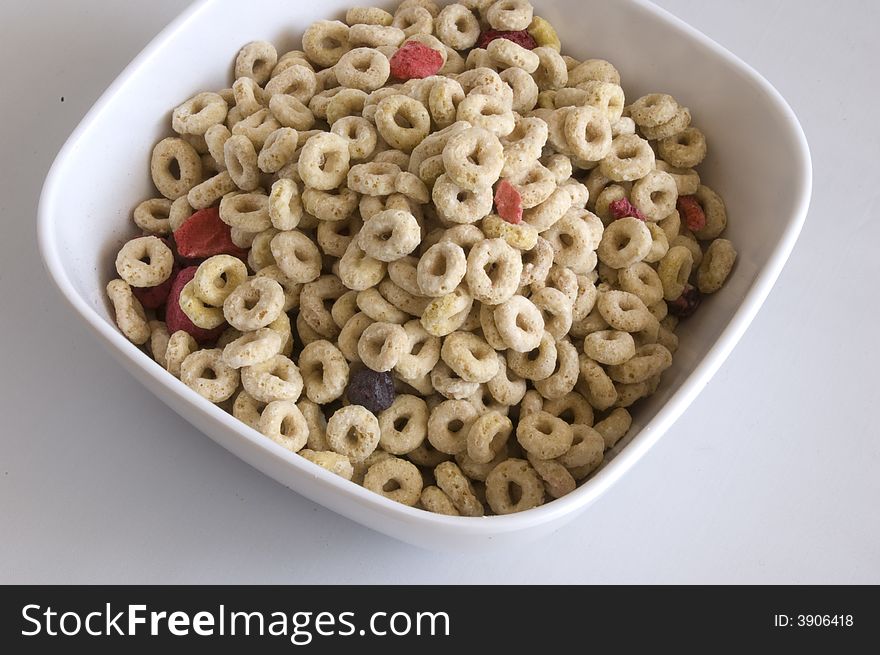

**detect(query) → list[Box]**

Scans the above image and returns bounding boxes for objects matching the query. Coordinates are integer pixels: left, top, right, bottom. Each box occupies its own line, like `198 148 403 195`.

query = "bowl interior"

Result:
40 0 809 545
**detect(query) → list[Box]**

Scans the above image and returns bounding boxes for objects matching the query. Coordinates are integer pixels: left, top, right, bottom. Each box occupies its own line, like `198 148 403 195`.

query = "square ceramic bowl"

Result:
38 0 810 550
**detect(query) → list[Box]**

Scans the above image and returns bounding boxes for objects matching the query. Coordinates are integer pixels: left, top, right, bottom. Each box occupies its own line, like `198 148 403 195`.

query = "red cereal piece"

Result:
667 284 702 318
609 197 647 222
677 195 707 232
476 29 538 50
494 179 523 224
132 265 178 310
389 42 444 80
165 266 226 344
173 207 248 260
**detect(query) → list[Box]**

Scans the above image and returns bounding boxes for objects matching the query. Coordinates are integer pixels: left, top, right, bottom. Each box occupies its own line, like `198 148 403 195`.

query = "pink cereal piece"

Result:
494 179 523 224
676 195 707 232
173 207 249 260
476 29 538 50
165 266 226 343
609 197 647 222
389 42 444 80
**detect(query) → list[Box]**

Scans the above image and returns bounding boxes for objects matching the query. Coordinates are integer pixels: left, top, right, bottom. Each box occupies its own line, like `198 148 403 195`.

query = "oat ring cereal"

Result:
485 458 544 514
327 404 381 462
107 0 737 515
442 126 505 191
358 209 421 262
465 238 522 305
223 277 285 331
222 327 284 369
180 348 240 403
297 132 351 190
115 236 174 288
375 95 432 153
150 137 203 200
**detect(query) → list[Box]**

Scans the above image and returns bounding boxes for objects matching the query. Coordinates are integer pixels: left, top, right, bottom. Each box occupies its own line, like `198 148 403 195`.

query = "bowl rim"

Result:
37 0 812 536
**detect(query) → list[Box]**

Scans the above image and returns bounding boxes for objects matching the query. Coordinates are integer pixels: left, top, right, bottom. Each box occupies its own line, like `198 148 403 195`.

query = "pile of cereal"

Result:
107 0 737 516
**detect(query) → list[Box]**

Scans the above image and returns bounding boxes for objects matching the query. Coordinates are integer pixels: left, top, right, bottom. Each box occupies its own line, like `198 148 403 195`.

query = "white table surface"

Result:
1 0 877 584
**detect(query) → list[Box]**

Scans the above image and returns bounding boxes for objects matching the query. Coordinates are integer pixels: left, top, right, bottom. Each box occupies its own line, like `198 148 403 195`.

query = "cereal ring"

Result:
465 411 512 464
599 134 655 182
222 277 285 331
356 209 420 263
421 285 473 337
691 185 728 240
441 331 499 384
392 5 434 38
530 287 573 340
302 20 350 68
618 262 663 307
516 410 573 460
658 127 707 169
106 279 150 344
484 458 544 514
298 340 349 404
349 23 406 48
231 108 280 149
150 137 203 200
299 449 353 480
540 212 598 276
486 0 533 31
628 172 677 223
241 354 303 403
338 240 387 291
607 343 672 384
255 400 310 452
576 354 617 410
299 275 347 339
231 389 265 430
493 294 543 352
297 132 351 191
597 217 652 268
657 245 694 301
331 116 379 160
256 128 298 175
499 67 539 114
233 40 277 85
180 348 240 403
520 187 571 232
629 93 678 128
430 174 493 225
266 230 319 284
594 407 633 449
298 400 329 451
217 192 270 232
426 399 477 455
430 361 479 400
456 92 516 138
172 92 228 136
416 241 467 298
115 236 174 288
269 93 316 131
435 3 480 50
506 329 557 382
697 238 737 294
221 135 259 192
597 290 655 333
501 117 548 178
442 127 505 192
334 47 391 92
434 461 483 516
302 186 360 224
221 327 283 369
375 95 431 153
347 6 394 26
363 457 423 506
640 106 691 141
390 320 440 381
347 162 400 197
326 404 380 462
420 486 459 515
465 238 522 305
655 161 701 196
357 321 408 372
190 255 247 308
133 198 174 235
519 236 553 287
487 37 539 73
247 228 279 272
265 179 301 231
533 337 578 399
378 394 428 455
481 214 539 251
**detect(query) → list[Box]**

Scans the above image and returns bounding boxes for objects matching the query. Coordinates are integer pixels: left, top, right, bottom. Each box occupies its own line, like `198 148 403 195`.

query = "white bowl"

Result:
38 0 811 550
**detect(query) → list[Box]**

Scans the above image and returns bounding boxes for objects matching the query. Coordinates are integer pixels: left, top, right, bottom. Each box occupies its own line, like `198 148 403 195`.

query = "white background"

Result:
1 0 877 584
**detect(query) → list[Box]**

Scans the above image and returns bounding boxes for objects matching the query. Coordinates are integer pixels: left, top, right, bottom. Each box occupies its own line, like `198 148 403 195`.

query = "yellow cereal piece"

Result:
528 16 561 52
